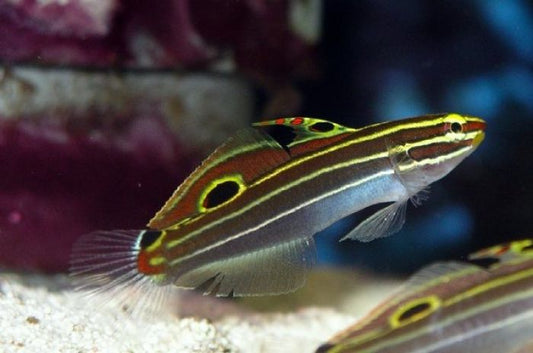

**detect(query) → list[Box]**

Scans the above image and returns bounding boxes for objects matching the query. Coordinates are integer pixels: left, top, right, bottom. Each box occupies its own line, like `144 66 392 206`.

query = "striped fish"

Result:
316 239 533 353
70 113 485 308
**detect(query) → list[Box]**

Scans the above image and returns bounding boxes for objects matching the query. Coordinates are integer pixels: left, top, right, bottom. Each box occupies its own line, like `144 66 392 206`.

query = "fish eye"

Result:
450 122 463 133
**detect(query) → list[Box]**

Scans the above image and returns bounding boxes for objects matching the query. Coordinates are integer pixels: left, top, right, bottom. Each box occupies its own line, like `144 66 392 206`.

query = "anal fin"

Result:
175 237 316 296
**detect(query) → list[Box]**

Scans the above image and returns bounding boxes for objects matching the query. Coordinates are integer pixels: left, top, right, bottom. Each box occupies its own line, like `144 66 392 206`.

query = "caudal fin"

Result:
69 230 175 318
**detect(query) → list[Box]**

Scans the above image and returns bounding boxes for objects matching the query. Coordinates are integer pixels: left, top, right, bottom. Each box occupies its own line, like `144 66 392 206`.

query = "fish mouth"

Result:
465 117 486 148
472 130 485 148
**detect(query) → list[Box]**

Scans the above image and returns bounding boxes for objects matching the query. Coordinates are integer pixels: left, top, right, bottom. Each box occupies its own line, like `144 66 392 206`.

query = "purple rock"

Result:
0 67 253 271
0 0 319 75
0 116 194 271
0 0 118 36
190 0 316 77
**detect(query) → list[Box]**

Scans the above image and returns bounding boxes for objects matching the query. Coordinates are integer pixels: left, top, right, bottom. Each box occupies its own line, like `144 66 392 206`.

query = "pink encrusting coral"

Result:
0 116 196 271
0 0 317 76
0 66 254 271
0 0 117 37
0 0 120 66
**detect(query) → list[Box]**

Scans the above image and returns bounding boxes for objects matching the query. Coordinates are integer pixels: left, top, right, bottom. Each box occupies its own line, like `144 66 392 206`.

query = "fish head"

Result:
392 113 486 188
469 238 533 264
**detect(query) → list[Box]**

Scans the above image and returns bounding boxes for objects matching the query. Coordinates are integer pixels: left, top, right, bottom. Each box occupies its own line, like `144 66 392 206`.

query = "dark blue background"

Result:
302 0 533 273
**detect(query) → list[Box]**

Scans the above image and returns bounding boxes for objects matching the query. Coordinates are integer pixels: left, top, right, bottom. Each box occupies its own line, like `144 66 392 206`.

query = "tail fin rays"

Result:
69 230 176 319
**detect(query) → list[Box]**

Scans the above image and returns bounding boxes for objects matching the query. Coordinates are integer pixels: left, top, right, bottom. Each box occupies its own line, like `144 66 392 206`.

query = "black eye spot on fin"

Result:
310 121 334 132
398 302 431 322
469 256 500 269
203 181 240 209
139 230 162 249
260 125 295 155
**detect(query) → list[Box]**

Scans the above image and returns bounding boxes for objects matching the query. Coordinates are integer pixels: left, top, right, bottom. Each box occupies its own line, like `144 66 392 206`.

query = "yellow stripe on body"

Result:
396 145 473 173
445 265 533 306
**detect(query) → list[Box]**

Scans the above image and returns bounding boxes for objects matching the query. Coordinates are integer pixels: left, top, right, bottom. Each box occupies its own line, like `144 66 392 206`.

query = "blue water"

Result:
309 0 533 272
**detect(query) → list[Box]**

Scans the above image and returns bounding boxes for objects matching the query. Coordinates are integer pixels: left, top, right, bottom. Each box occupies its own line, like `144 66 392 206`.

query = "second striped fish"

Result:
316 239 533 353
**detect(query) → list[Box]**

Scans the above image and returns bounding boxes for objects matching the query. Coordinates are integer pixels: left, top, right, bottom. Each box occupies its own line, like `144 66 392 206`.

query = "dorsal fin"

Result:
403 261 486 290
468 239 533 265
253 117 355 157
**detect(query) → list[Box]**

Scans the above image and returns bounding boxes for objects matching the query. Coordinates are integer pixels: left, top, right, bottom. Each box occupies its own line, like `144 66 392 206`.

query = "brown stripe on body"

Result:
384 123 446 146
288 131 355 156
407 140 472 162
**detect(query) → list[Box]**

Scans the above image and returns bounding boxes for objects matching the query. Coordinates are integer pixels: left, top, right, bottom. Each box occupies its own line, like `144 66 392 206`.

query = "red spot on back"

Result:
291 117 304 125
495 245 510 255
275 118 285 125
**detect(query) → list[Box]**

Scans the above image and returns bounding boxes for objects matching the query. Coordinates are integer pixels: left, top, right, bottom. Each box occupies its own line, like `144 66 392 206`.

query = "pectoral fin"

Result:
340 199 408 242
175 237 316 296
